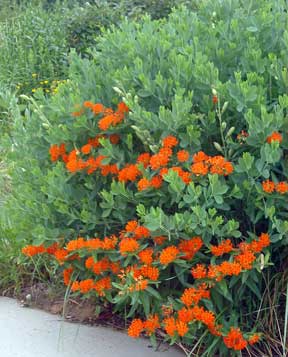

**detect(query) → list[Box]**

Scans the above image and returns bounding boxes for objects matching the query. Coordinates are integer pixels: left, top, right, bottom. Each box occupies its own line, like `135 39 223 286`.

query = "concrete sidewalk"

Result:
0 297 183 357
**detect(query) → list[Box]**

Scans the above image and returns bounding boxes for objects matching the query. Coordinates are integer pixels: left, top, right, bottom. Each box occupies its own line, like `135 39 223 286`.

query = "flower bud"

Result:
212 88 217 96
213 142 223 153
221 101 229 114
226 126 235 138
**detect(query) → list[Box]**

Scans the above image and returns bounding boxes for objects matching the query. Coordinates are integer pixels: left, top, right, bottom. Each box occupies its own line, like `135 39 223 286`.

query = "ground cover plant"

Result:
1 0 288 355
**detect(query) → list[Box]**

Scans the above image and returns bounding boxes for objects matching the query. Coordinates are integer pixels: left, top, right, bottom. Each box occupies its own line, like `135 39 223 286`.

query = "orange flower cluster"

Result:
122 221 151 240
85 256 119 275
22 244 46 257
210 239 233 256
128 315 161 338
49 143 67 162
262 180 288 194
119 238 139 256
137 175 163 191
163 317 189 337
178 236 203 260
191 151 233 176
140 265 159 281
206 233 270 281
138 248 153 265
168 166 192 184
150 147 173 170
191 264 207 279
63 267 73 286
266 131 282 144
129 278 149 292
162 135 179 148
65 236 118 252
180 283 210 306
118 164 141 182
223 327 247 350
82 101 129 131
177 150 190 162
127 319 144 338
71 276 111 296
159 246 179 265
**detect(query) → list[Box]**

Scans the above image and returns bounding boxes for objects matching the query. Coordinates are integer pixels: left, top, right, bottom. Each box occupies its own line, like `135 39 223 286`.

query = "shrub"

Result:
5 0 288 355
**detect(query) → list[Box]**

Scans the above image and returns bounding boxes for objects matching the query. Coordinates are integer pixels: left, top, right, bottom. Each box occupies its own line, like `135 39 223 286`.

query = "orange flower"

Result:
163 317 177 337
191 264 207 279
134 279 148 291
223 327 247 350
92 103 105 115
119 238 139 256
234 251 256 270
176 320 189 337
66 237 86 251
81 143 92 155
193 151 210 163
248 334 260 345
208 155 233 175
180 283 210 306
128 319 144 338
118 164 141 182
138 248 153 265
162 135 178 148
125 220 138 233
178 307 194 323
150 175 163 188
275 181 288 194
262 179 275 193
46 242 59 255
178 237 203 260
154 236 167 245
143 314 160 335
191 161 209 175
134 226 150 239
98 114 116 131
85 256 95 269
136 153 151 168
149 148 172 170
79 279 95 293
71 109 84 117
137 178 151 191
117 101 129 113
83 101 94 109
177 150 190 162
22 244 46 257
49 144 60 162
53 249 68 264
266 131 282 144
63 267 73 286
210 239 233 256
109 134 120 145
93 276 111 296
159 246 179 265
217 261 242 276
140 266 159 281
212 95 218 104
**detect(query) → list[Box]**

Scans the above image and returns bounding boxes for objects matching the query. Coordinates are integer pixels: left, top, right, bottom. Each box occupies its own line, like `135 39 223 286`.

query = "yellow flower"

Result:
32 73 37 78
44 80 49 84
31 88 36 93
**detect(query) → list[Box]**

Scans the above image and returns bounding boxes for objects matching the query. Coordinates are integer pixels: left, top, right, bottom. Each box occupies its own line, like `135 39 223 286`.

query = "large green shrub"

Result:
4 0 288 355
